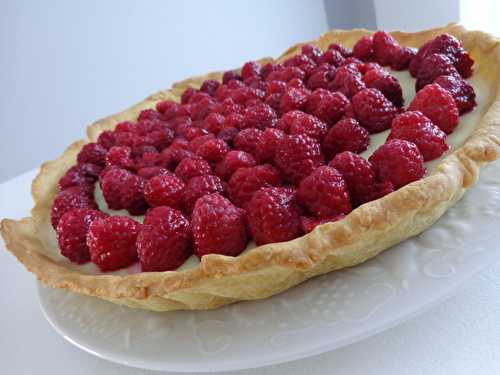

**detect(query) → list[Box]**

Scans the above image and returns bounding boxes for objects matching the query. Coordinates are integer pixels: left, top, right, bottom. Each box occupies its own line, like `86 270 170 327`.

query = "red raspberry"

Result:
241 61 261 80
247 187 302 245
192 193 248 256
297 166 351 218
229 86 262 105
137 206 192 272
222 70 242 84
174 157 212 182
120 174 148 215
455 49 474 78
341 57 364 68
353 35 374 61
322 117 369 159
144 174 185 209
358 62 382 74
113 131 144 148
51 187 97 229
138 109 163 122
261 62 280 79
352 88 399 133
409 83 459 134
329 65 365 98
181 87 197 104
329 151 377 207
369 139 425 189
372 31 398 66
144 129 174 150
200 79 221 96
233 127 263 155
56 208 108 264
243 103 277 129
283 54 317 75
244 76 267 92
266 66 306 83
416 53 458 91
228 164 281 207
131 144 157 159
318 49 345 66
305 89 351 125
363 68 404 107
170 137 190 150
217 126 239 145
196 138 229 163
97 130 116 149
388 111 448 161
99 167 131 210
189 134 215 153
159 146 198 170
287 111 328 141
224 112 245 129
58 163 102 191
156 99 178 115
115 121 135 133
300 214 345 234
105 146 134 169
255 128 285 163
306 63 336 90
87 216 140 272
137 167 172 180
391 46 416 70
213 98 243 116
190 96 214 120
215 150 256 181
328 43 352 57
203 112 225 134
227 79 246 90
302 43 322 62
434 75 476 114
183 174 226 213
184 127 209 141
280 86 310 113
287 77 306 90
274 134 324 184
77 143 107 167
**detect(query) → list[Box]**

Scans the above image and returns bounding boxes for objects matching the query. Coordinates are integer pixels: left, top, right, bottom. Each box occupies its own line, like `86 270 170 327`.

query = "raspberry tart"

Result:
2 24 500 311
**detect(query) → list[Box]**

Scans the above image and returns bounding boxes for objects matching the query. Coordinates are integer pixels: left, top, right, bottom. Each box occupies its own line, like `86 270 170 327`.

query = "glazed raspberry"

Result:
196 138 230 163
388 111 448 161
306 63 336 90
224 112 245 129
416 53 458 91
222 70 242 84
137 167 172 180
200 79 221 96
87 216 140 272
372 31 398 66
137 150 160 169
58 163 102 191
409 83 459 134
287 111 328 141
302 43 322 62
228 86 262 105
244 76 267 92
51 187 97 229
297 166 351 218
77 143 107 167
341 57 364 68
156 99 178 115
363 68 404 107
261 62 280 80
228 164 282 207
192 193 248 257
159 146 198 170
362 180 395 203
131 144 157 159
353 35 374 61
115 121 135 133
391 46 416 70
274 134 324 184
215 150 256 181
113 131 144 148
455 49 474 78
184 127 209 141
329 65 365 98
283 54 317 75
174 157 212 182
322 117 369 159
329 151 378 206
183 174 226 213
105 146 134 169
170 137 190 150
266 66 306 83
280 86 310 113
203 112 225 134
300 214 345 234
369 139 425 189
99 167 132 210
190 96 214 120
217 126 239 145
434 75 476 114
233 127 263 155
243 103 277 129
227 79 246 90
189 134 215 153
97 130 116 149
144 128 174 150
351 88 399 133
255 128 285 163
247 187 302 245
137 206 192 272
121 174 148 215
181 87 197 104
56 208 108 264
144 174 185 209
305 89 351 125
328 43 352 57
241 61 261 80
318 49 345 66
138 109 163 122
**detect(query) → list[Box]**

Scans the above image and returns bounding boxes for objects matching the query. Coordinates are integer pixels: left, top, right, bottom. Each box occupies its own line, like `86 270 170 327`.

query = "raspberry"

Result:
183 174 226 213
144 128 174 150
87 216 140 272
391 46 416 70
416 53 458 91
181 87 197 104
233 127 263 155
174 157 212 182
388 111 448 161
329 65 365 98
215 150 257 181
280 86 310 113
203 112 225 134
196 138 230 163
434 75 476 114
217 126 239 145
131 144 157 159
322 117 369 159
274 134 324 184
353 35 374 61
99 167 132 210
369 139 425 189
243 103 277 129
115 121 135 133
372 31 398 66
352 88 399 133
247 187 302 245
318 49 345 66
113 131 144 148
120 174 148 215
306 63 336 90
255 128 285 163
362 180 395 202
301 43 322 62
300 214 345 234
266 66 306 83
97 130 116 149
305 89 351 125
192 193 248 257
144 174 185 209
455 49 474 78
56 208 108 264
189 134 215 153
409 83 459 134
283 54 317 75
200 79 221 96
328 43 352 57
170 137 190 150
287 111 328 141
241 61 261 80
261 62 280 80
58 163 102 191
156 99 178 115
105 146 134 169
190 97 214 120
159 146 198 170
363 68 404 107
341 57 364 68
228 86 262 105
137 206 192 272
297 166 351 218
329 151 377 206
184 127 209 141
222 70 242 84
51 187 97 229
137 166 172 180
228 164 281 207
77 143 107 167
227 79 246 89
138 109 163 122
224 112 245 129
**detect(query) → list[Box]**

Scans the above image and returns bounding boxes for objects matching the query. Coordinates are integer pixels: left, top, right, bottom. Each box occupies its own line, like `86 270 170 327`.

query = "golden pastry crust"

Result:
2 24 500 311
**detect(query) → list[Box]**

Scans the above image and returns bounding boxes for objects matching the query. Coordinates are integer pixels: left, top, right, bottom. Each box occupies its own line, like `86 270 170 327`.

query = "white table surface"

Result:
1 169 499 375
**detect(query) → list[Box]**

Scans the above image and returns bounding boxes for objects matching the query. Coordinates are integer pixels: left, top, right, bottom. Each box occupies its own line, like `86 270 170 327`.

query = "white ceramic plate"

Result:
38 162 500 372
